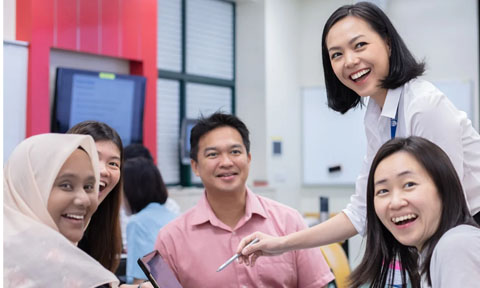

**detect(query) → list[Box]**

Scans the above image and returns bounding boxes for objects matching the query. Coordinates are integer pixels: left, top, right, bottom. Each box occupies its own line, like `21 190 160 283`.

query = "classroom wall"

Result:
10 0 476 211
389 0 479 126
5 0 480 267
236 0 268 186
3 0 16 41
4 41 28 163
237 0 303 208
264 0 302 207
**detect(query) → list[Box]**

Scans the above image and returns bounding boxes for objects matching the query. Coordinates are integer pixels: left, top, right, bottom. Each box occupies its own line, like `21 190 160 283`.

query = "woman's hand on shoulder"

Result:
236 232 286 267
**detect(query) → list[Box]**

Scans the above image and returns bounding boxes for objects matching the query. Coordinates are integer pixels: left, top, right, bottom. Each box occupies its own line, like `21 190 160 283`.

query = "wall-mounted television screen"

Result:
52 67 146 145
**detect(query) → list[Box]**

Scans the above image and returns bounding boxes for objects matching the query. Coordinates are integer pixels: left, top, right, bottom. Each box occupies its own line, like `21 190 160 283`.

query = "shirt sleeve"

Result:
409 94 464 187
292 212 335 288
430 226 480 287
154 230 180 281
126 219 151 281
343 139 377 236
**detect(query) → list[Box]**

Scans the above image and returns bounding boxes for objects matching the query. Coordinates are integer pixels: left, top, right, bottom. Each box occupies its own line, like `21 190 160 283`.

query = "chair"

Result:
320 243 351 288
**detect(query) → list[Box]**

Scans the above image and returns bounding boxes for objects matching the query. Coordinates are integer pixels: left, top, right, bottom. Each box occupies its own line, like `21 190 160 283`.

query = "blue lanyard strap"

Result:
390 107 399 139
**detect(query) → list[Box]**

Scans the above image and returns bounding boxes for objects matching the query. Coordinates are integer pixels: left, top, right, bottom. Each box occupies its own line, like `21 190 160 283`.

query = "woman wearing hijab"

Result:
4 133 119 288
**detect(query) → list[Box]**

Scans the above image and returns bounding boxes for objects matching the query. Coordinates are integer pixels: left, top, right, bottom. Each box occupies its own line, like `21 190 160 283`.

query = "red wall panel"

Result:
79 0 99 54
100 0 120 57
16 0 158 160
135 1 157 157
16 0 32 41
17 0 54 135
121 0 141 60
56 0 77 50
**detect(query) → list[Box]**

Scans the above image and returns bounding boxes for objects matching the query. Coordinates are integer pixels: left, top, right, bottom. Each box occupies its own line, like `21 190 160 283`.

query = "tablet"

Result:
137 250 183 288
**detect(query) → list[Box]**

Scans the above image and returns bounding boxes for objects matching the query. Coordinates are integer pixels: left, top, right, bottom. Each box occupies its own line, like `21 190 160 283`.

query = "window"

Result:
157 0 235 185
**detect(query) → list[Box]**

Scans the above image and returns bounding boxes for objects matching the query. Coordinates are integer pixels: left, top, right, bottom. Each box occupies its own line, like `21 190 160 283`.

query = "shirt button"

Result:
232 231 236 235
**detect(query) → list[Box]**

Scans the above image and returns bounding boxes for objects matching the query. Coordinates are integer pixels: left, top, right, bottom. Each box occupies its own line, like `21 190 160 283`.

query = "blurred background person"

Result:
123 143 180 214
123 156 177 284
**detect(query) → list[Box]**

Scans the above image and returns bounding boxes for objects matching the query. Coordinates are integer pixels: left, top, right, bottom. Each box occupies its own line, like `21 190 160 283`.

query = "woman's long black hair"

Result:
349 136 477 287
68 120 124 272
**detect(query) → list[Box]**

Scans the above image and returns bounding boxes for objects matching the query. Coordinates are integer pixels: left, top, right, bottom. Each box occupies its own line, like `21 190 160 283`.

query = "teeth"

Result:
65 214 84 220
391 214 417 223
219 173 234 177
351 69 370 80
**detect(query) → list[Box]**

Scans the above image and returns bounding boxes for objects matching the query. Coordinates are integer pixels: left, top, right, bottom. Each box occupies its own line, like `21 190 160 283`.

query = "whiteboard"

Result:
3 41 29 163
302 80 474 185
302 87 367 185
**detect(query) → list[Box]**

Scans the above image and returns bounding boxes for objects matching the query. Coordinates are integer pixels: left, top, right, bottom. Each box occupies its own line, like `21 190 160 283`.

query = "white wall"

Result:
3 0 16 41
237 0 304 208
264 0 302 207
388 0 479 127
299 0 351 87
3 41 28 163
236 0 268 186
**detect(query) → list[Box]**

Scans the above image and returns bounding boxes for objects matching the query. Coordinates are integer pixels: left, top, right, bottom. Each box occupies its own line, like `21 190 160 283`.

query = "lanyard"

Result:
390 107 399 139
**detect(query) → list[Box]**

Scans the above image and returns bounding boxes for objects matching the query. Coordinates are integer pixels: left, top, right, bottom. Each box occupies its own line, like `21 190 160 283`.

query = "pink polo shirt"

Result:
155 187 334 288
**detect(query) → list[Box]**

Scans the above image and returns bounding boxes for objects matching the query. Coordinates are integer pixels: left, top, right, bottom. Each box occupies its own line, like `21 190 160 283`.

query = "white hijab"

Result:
4 133 119 288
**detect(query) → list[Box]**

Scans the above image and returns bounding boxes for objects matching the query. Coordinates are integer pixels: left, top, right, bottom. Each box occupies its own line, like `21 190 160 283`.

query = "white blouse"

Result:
343 78 480 235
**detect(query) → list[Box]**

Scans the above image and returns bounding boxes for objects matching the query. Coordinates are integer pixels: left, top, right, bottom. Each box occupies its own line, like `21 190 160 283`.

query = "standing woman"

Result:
322 1 480 233
237 1 480 264
68 121 123 273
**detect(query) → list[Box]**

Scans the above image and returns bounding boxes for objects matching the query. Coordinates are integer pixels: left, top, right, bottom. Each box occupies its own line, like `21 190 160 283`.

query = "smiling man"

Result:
154 112 334 288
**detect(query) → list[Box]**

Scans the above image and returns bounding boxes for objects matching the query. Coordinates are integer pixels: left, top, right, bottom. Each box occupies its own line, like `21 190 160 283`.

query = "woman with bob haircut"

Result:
349 136 480 288
68 121 124 273
236 1 480 270
123 157 177 284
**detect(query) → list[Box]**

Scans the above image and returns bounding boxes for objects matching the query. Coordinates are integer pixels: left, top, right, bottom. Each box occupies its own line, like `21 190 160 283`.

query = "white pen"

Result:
216 238 260 272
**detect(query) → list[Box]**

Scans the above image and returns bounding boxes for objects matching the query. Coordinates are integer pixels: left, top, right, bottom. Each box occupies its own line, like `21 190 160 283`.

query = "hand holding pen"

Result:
234 232 286 267
217 238 259 272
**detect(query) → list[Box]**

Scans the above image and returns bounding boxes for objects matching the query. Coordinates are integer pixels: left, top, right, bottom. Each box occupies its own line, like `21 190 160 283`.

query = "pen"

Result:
216 238 259 272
